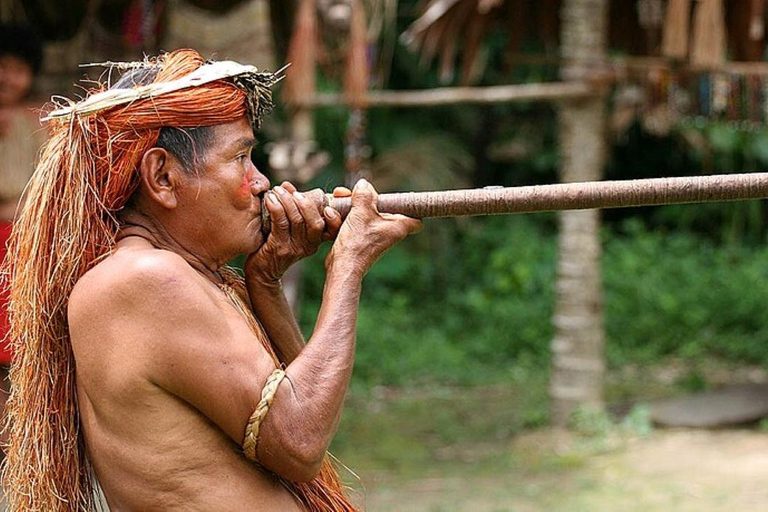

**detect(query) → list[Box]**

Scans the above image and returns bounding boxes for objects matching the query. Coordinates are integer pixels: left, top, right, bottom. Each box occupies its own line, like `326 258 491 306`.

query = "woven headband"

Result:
43 60 287 131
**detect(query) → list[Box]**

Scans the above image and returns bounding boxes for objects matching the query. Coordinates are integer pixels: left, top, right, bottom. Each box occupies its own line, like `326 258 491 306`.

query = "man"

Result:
3 49 420 511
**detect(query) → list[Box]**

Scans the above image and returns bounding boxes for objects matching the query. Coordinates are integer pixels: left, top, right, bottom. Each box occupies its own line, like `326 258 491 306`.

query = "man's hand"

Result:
245 181 342 284
327 179 422 277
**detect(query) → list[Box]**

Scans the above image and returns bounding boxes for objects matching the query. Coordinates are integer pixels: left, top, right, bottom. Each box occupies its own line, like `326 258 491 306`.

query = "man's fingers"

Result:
281 181 297 194
381 213 423 235
273 185 304 230
350 179 378 210
322 206 342 240
266 192 290 238
332 186 352 198
293 191 325 243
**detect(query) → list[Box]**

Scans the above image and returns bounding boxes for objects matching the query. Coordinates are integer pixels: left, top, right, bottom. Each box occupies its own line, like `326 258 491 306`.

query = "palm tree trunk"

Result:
550 0 609 427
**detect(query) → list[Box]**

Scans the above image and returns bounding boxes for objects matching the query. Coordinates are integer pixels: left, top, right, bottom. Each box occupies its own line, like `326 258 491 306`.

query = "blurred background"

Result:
4 0 768 509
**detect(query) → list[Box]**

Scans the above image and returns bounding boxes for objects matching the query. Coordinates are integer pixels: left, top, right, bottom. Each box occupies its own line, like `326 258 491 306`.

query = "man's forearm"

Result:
245 275 305 364
256 259 363 479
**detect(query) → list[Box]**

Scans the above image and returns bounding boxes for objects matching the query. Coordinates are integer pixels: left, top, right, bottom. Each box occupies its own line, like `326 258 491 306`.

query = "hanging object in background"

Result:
661 0 691 59
711 72 729 116
316 0 357 78
637 0 664 54
344 108 372 187
690 0 726 68
460 6 489 85
122 0 166 52
538 0 560 54
439 0 475 82
641 65 678 136
749 0 766 41
400 0 504 86
343 0 371 186
343 0 369 107
668 70 768 131
365 0 399 88
90 0 166 65
265 140 330 184
284 0 318 107
727 0 766 61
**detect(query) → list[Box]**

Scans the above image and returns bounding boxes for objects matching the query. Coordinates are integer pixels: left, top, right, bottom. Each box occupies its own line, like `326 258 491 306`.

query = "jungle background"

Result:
4 0 768 509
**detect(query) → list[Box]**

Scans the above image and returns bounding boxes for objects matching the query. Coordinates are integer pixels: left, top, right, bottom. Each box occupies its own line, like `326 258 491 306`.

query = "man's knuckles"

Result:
309 218 325 233
273 215 291 230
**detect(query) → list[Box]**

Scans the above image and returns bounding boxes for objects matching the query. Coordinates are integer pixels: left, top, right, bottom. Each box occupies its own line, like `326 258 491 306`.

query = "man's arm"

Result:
245 279 304 363
244 181 343 364
255 181 420 479
140 180 419 483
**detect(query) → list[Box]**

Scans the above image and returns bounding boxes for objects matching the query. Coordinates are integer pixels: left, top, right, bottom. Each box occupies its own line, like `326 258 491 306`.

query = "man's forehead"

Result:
208 118 256 149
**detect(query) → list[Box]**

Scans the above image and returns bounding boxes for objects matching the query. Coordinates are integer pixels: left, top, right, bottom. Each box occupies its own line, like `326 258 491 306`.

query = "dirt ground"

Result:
2 428 765 510
359 428 768 511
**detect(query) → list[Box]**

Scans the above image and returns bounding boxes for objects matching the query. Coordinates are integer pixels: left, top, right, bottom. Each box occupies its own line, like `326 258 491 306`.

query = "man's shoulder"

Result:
69 245 205 322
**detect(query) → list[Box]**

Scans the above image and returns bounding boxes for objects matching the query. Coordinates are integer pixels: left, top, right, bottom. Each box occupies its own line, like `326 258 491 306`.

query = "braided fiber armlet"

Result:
243 369 286 461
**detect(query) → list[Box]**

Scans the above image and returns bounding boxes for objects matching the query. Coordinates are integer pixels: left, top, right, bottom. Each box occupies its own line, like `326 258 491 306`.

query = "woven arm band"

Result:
243 369 286 461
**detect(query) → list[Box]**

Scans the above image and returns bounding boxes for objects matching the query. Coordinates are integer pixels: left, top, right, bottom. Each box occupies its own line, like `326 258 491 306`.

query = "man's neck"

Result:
118 209 224 284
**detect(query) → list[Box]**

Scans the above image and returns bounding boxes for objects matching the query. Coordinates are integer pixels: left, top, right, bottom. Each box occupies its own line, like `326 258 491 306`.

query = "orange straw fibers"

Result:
1 49 355 511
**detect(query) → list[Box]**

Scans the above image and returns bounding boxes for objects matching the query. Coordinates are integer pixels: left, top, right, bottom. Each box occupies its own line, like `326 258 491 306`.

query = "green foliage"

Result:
620 404 653 438
604 219 768 365
330 381 549 477
299 216 557 387
569 406 614 438
565 403 653 456
285 19 768 390
299 215 768 389
608 121 768 245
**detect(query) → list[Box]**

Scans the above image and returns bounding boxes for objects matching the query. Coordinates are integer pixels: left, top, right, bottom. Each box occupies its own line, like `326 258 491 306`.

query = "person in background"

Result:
0 23 44 457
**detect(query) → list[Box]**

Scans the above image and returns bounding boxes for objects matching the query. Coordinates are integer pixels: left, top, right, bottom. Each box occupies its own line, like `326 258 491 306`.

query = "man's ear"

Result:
139 147 182 209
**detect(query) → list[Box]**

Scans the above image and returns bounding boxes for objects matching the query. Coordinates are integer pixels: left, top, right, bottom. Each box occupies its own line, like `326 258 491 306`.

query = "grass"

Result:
331 364 551 479
329 358 767 510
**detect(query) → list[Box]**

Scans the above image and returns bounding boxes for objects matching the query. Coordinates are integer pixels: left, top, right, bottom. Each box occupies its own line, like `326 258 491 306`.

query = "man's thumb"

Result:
351 179 378 209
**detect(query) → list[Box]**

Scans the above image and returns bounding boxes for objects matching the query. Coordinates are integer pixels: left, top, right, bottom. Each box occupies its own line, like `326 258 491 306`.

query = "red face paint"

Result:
237 169 253 200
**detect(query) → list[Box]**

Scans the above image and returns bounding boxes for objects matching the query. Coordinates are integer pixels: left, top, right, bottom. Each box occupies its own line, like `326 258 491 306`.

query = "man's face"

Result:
0 54 33 106
175 116 270 263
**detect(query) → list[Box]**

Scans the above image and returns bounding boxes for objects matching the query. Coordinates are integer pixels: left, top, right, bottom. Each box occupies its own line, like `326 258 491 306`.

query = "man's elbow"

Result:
281 457 324 483
263 437 327 483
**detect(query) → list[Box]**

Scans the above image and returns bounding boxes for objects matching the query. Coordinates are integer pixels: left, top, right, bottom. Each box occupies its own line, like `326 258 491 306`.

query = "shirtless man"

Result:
3 50 420 511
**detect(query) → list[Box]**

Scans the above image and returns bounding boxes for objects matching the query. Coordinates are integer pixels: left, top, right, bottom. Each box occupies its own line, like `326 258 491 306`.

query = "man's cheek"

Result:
237 172 252 202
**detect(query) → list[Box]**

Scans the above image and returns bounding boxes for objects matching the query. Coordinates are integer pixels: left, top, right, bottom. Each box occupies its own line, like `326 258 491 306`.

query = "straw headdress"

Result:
1 49 355 511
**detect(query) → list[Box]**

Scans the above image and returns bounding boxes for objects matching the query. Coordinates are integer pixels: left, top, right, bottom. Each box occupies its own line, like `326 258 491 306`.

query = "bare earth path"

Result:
361 429 768 511
1 429 765 510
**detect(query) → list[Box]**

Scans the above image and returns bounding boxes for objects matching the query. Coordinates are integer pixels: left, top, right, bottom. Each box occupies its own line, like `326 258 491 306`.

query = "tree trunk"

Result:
550 0 609 427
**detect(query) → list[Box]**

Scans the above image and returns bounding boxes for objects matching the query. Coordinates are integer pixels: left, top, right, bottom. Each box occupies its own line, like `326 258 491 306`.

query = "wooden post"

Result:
550 0 610 427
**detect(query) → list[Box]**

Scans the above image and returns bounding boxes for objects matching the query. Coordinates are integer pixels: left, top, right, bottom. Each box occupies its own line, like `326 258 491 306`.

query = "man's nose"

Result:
250 167 270 196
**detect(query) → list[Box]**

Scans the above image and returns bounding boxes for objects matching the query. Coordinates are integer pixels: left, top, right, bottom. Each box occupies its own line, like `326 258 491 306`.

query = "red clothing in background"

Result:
0 221 13 364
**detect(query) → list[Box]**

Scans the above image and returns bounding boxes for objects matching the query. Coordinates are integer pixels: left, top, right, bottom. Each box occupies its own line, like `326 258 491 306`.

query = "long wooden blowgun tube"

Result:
261 172 768 234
